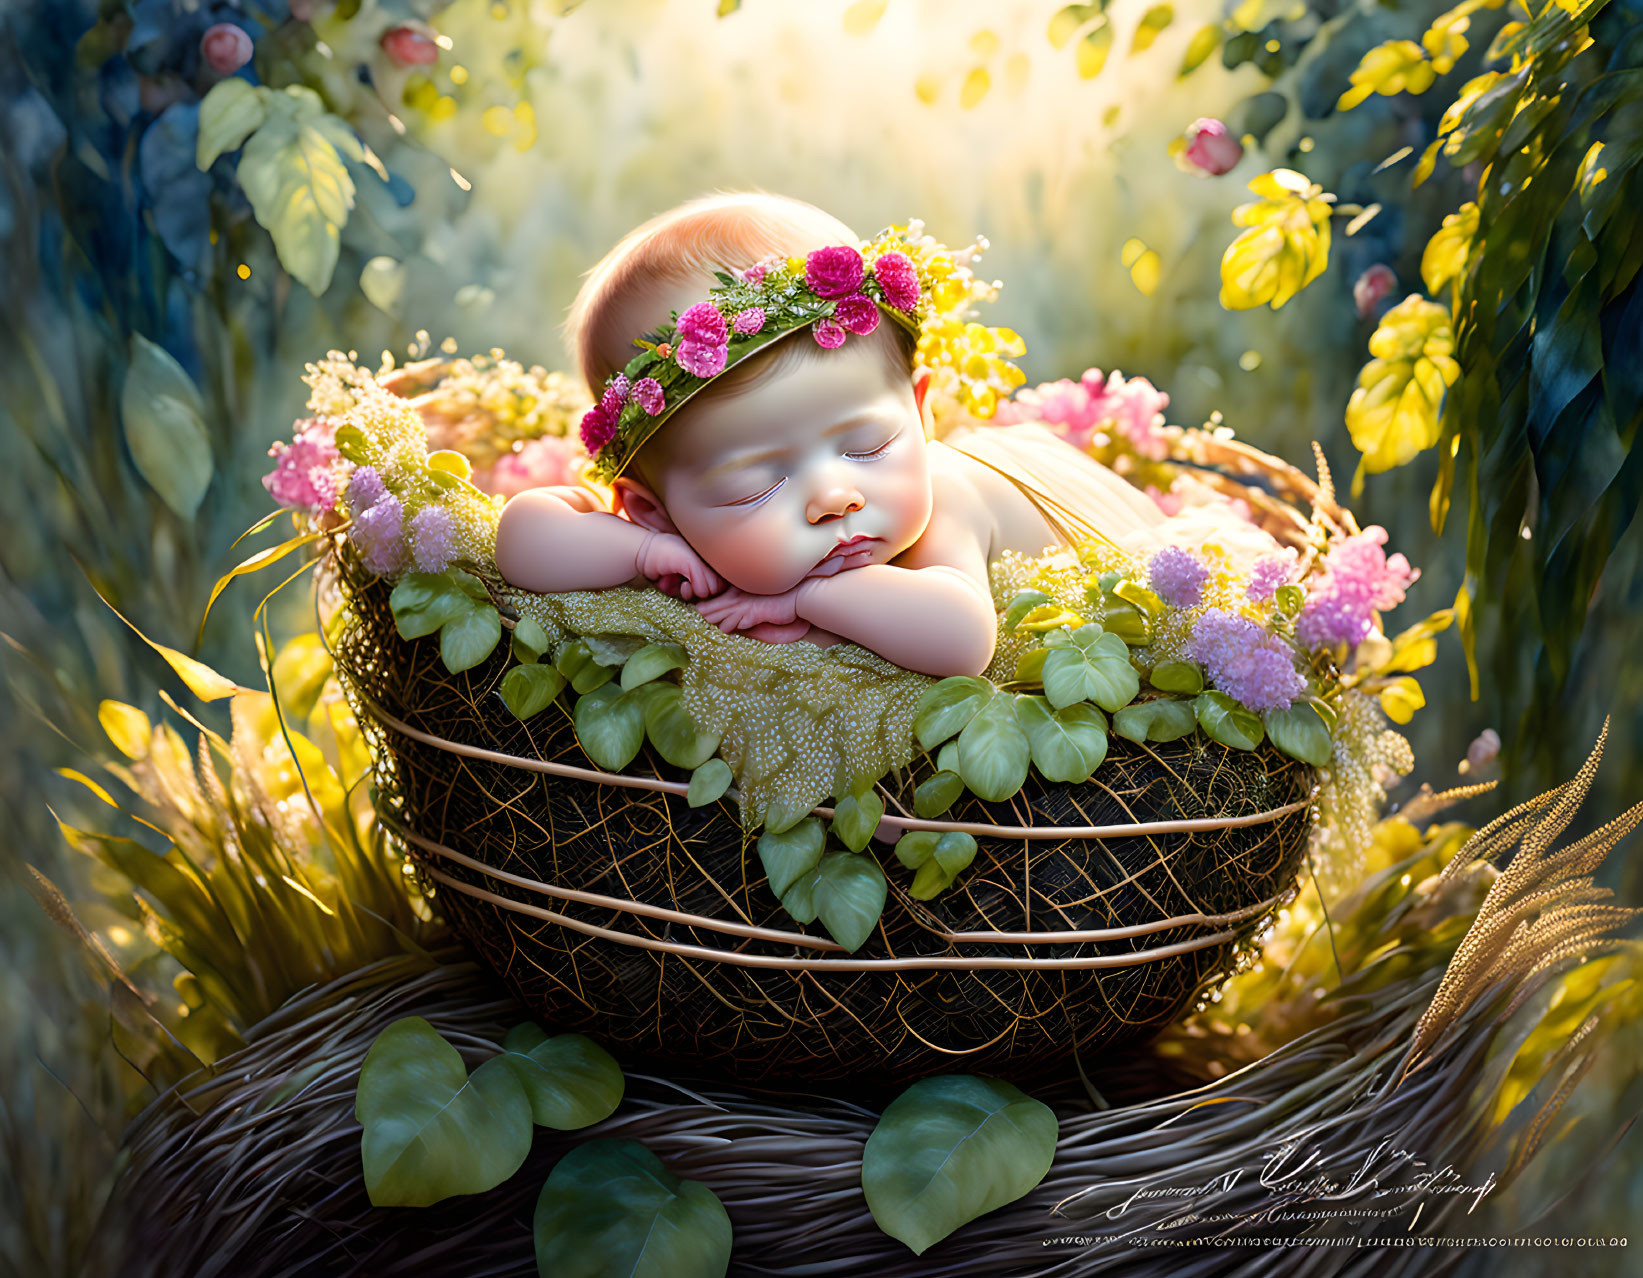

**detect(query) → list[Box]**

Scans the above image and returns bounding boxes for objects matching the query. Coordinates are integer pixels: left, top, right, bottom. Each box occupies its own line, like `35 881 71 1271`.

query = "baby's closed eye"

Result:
843 428 901 461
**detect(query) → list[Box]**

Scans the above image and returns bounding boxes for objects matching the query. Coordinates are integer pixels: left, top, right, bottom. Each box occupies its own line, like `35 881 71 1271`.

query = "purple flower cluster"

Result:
353 494 405 577
1245 553 1294 602
410 506 456 573
1184 608 1307 712
1148 545 1209 608
344 463 387 513
262 418 340 512
1295 525 1419 650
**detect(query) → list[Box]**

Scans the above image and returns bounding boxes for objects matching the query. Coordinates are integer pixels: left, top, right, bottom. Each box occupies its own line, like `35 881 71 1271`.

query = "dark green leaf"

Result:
572 684 645 771
500 664 567 720
1015 695 1107 783
620 642 688 690
687 759 733 808
441 605 501 673
957 692 1031 802
830 788 885 853
498 1024 624 1130
757 816 826 900
1263 702 1333 766
914 770 963 818
1194 691 1264 750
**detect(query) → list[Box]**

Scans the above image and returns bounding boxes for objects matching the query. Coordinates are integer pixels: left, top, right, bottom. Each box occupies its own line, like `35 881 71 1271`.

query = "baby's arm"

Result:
495 488 720 598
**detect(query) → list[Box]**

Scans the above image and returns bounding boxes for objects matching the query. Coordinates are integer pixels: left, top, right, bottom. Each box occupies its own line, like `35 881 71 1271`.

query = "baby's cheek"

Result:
693 512 807 594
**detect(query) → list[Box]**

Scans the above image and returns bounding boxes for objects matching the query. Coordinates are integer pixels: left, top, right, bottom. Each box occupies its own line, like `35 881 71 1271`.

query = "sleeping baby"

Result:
495 191 1274 678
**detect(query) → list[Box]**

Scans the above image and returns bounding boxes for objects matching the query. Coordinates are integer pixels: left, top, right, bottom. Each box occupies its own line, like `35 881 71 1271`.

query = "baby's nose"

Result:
807 484 865 524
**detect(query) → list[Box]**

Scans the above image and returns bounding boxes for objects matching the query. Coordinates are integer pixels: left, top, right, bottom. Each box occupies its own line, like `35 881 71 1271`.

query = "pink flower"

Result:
812 319 847 349
474 435 578 498
1246 552 1297 601
200 23 254 75
736 254 782 286
580 405 616 452
410 506 457 573
675 339 727 378
610 373 631 401
676 302 728 346
731 307 766 335
1181 119 1243 176
633 377 665 415
1000 368 1170 459
1145 483 1183 516
381 26 439 68
599 384 627 418
872 251 920 310
1296 525 1420 650
1354 264 1397 318
1466 728 1501 770
805 245 865 298
262 418 340 512
1149 546 1209 607
834 295 880 336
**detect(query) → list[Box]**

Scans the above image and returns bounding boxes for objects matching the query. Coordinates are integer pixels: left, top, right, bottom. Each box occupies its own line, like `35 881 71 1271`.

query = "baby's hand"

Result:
636 531 722 601
695 585 802 634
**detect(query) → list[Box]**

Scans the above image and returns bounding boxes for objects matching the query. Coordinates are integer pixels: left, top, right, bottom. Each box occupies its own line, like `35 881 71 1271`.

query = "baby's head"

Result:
563 191 932 595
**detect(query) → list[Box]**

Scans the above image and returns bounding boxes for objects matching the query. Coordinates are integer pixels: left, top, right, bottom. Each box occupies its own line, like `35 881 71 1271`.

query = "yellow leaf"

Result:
1131 5 1174 55
914 73 942 105
1048 3 1103 49
1077 19 1112 78
969 27 1000 57
1412 137 1443 188
843 0 887 36
1438 72 1501 136
199 528 325 645
1129 249 1162 296
97 589 246 702
427 449 472 480
1179 24 1222 77
98 702 151 761
1345 295 1459 480
56 767 120 807
1420 202 1479 296
1379 676 1426 724
959 66 991 109
1219 169 1334 310
1420 17 1469 75
1336 40 1436 112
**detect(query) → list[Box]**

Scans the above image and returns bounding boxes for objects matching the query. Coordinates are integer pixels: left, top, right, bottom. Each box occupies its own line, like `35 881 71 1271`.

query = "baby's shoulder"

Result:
926 437 1028 511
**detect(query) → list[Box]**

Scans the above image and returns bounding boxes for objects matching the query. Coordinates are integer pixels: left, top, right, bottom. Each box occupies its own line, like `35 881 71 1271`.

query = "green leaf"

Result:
572 684 646 772
360 255 406 317
511 615 552 662
1003 589 1053 631
534 1142 732 1278
620 642 688 690
914 770 964 818
1148 660 1203 694
913 676 995 750
1041 625 1139 711
121 334 212 519
1194 690 1265 751
355 1017 533 1207
635 682 719 769
910 832 977 900
441 605 502 673
757 816 826 900
809 851 887 952
1179 23 1222 77
1112 698 1198 743
196 78 268 169
555 640 614 694
687 759 733 807
830 788 886 853
236 109 357 295
1275 583 1305 616
390 572 469 640
957 692 1031 802
893 830 940 870
333 423 370 463
1015 695 1107 784
1263 702 1334 766
501 664 567 720
498 1024 623 1130
863 1075 1058 1255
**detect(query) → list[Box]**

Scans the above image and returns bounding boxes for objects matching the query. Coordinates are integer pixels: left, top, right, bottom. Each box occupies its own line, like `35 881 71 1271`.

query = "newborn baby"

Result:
495 192 1185 678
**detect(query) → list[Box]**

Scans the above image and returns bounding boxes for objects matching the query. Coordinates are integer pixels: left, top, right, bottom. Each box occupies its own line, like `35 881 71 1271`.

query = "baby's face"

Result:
639 338 933 595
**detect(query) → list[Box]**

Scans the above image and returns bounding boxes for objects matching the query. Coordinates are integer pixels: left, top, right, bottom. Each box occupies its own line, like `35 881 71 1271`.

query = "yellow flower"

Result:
1345 295 1459 494
1420 202 1479 296
1218 169 1335 311
1336 40 1436 112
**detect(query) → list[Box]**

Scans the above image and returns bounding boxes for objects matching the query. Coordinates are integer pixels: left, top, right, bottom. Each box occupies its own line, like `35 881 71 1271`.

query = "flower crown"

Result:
579 221 1028 480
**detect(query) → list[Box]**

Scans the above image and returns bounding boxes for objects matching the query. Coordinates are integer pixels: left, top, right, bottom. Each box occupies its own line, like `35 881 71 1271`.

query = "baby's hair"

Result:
563 188 919 405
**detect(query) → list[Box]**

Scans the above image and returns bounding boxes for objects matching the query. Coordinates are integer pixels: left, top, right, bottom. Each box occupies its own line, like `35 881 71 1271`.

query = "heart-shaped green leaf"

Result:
830 788 885 853
636 683 719 769
687 759 733 807
1148 660 1204 694
441 604 502 673
501 664 567 720
1113 698 1197 743
534 1140 732 1278
556 640 614 694
914 770 963 817
1194 690 1265 751
913 676 995 750
512 615 553 662
355 1016 533 1207
1263 701 1333 766
121 334 212 519
196 78 268 169
573 684 645 771
1015 695 1107 783
1041 625 1140 710
863 1075 1058 1255
621 642 688 690
794 850 886 952
910 832 977 900
756 816 826 899
498 1025 624 1130
957 692 1030 802
390 572 470 640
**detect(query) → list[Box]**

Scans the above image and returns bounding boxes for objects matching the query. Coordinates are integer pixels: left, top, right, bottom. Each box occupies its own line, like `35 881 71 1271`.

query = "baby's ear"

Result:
612 477 679 535
912 369 934 431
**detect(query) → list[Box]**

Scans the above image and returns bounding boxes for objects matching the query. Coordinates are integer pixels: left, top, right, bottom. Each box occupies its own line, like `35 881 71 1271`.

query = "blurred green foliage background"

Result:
1 0 1639 1272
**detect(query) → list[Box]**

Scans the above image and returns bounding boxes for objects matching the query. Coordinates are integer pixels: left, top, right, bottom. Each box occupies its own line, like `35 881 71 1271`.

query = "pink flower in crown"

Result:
736 254 782 286
580 404 617 452
599 383 627 418
732 307 766 335
633 377 665 415
676 302 728 346
806 246 865 298
675 339 728 378
872 251 920 310
812 319 847 349
834 295 880 336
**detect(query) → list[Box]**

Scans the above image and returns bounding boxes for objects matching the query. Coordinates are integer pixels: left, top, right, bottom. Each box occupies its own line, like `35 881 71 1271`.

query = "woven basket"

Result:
327 429 1332 1086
